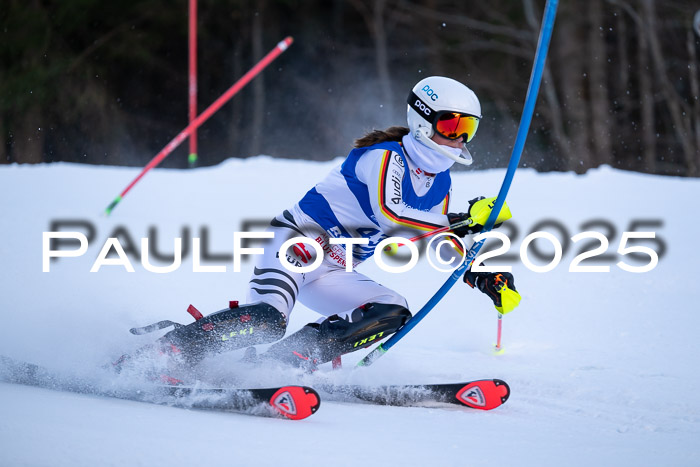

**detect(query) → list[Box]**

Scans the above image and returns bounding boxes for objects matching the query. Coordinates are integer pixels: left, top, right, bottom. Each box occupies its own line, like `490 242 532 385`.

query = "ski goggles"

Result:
408 91 480 142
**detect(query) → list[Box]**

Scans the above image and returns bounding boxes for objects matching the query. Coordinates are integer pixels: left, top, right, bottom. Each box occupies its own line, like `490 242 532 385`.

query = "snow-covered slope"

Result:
0 158 698 466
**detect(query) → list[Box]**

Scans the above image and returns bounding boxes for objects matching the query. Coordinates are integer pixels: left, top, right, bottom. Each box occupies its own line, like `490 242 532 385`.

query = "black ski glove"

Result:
464 270 521 314
448 196 511 237
447 212 478 237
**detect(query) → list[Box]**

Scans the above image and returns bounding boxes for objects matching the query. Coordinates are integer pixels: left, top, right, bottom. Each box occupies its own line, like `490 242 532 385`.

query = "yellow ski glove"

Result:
448 196 512 237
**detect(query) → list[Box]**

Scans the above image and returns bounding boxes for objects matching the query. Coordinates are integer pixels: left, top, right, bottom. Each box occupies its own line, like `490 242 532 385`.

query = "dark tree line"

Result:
1 0 698 176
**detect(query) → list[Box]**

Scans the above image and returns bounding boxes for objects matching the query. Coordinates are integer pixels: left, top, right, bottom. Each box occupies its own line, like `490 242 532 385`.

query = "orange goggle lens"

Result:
434 112 480 142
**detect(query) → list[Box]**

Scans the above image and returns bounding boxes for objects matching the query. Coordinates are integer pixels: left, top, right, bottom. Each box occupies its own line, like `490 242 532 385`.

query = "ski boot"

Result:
258 303 411 370
113 301 287 377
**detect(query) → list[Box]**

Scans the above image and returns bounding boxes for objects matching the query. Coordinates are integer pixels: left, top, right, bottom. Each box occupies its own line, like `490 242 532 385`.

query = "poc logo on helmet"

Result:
421 85 438 101
414 99 431 117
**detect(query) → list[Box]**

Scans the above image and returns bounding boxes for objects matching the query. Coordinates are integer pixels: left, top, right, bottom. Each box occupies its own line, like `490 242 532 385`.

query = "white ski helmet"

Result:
406 76 482 166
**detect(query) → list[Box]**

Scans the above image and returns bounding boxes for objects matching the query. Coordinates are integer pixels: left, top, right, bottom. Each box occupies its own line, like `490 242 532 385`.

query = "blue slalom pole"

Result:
358 0 559 367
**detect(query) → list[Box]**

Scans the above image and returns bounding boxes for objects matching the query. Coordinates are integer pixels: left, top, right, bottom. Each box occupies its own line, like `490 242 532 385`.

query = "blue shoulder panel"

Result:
340 141 404 226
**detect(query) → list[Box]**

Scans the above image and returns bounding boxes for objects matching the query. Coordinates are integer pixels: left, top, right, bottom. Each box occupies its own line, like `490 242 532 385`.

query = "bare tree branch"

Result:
397 0 533 42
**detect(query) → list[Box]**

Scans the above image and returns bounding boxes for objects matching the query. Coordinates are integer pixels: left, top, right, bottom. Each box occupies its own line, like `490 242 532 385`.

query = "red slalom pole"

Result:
105 36 294 215
494 314 504 354
400 223 452 245
188 0 198 167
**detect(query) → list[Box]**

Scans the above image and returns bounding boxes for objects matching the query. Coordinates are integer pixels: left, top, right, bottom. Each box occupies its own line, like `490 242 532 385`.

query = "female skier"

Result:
153 76 521 370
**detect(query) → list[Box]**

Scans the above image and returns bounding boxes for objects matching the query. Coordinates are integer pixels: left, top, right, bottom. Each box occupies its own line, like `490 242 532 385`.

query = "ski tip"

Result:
269 386 321 420
455 379 510 410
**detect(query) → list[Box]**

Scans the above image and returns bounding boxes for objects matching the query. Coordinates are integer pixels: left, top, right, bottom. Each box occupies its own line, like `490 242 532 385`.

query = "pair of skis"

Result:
152 378 510 419
0 355 509 421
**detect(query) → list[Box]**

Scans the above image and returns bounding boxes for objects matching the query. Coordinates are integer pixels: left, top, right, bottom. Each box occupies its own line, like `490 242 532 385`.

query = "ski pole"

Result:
105 36 294 216
382 219 470 252
358 0 558 367
494 313 504 354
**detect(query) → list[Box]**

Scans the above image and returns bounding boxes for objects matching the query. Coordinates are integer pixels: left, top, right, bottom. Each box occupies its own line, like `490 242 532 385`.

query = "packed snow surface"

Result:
0 157 698 466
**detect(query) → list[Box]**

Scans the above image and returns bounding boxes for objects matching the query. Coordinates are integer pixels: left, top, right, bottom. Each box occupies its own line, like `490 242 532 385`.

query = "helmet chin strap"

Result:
413 127 473 166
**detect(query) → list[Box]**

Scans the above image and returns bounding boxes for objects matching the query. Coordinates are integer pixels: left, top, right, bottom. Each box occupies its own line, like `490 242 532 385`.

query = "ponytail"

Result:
353 126 409 148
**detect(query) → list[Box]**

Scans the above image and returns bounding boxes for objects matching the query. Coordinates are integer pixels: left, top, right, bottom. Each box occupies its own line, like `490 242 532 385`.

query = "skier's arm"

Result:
358 149 450 234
